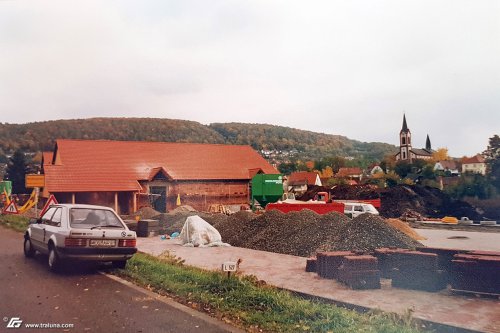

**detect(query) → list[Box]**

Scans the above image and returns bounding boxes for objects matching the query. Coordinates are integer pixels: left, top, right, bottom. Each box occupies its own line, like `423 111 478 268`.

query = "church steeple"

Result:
426 134 432 151
399 114 412 161
401 114 409 133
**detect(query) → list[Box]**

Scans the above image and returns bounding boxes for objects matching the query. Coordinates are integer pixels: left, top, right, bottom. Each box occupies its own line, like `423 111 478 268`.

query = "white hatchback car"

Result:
24 204 137 271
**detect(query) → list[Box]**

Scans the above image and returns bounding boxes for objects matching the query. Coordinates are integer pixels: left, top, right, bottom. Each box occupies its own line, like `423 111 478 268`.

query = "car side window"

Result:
49 208 63 227
41 207 57 224
345 205 353 211
354 206 363 212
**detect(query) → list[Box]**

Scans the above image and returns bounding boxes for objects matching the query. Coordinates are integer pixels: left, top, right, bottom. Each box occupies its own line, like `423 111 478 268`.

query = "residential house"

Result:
336 167 363 184
368 164 384 176
287 171 322 194
434 160 460 176
461 155 487 175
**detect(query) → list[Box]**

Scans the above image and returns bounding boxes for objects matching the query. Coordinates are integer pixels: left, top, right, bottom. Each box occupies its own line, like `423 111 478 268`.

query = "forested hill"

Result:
0 118 395 161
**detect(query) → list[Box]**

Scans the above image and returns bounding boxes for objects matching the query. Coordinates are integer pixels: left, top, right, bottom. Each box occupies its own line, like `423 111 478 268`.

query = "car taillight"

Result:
65 238 87 247
118 239 136 247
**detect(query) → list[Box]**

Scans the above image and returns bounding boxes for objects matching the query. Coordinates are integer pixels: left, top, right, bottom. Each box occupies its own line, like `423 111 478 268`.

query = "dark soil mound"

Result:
296 185 331 201
330 184 380 200
331 214 422 252
298 184 380 201
379 185 480 219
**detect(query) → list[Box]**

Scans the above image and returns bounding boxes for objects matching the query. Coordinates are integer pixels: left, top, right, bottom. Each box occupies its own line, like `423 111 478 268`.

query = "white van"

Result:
344 203 379 218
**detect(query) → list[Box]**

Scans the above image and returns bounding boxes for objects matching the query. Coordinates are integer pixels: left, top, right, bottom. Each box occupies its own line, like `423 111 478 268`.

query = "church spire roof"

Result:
401 114 409 133
426 134 432 151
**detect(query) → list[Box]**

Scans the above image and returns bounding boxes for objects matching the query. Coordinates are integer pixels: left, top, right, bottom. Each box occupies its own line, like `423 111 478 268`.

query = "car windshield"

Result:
70 208 124 229
365 205 378 213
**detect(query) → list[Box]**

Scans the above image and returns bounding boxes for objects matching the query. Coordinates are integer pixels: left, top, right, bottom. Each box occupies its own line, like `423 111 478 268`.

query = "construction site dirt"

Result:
137 232 500 333
300 184 494 220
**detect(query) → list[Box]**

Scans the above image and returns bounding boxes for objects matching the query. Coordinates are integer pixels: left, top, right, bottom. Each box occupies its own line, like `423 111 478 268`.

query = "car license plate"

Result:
90 239 116 247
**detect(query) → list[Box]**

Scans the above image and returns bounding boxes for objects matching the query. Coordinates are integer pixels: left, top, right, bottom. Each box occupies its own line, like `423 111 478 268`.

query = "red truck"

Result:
266 192 381 215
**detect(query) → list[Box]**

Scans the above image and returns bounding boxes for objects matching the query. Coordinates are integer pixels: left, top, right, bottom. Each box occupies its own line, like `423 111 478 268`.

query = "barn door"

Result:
150 186 167 213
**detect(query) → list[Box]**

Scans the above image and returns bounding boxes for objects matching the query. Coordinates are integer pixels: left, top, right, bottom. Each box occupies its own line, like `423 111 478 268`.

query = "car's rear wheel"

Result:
112 260 127 269
48 246 62 272
23 237 36 258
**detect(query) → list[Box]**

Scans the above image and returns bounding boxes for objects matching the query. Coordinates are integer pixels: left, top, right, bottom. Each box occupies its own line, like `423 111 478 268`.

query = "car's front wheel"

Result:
23 237 36 258
48 246 62 272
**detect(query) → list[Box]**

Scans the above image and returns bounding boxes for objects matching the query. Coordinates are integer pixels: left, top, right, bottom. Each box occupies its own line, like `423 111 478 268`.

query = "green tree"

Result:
394 161 412 178
5 150 30 194
277 161 297 175
483 134 500 191
445 174 495 199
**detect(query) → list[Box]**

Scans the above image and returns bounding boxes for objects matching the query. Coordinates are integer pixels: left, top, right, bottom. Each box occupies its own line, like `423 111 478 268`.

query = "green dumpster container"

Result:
251 174 283 209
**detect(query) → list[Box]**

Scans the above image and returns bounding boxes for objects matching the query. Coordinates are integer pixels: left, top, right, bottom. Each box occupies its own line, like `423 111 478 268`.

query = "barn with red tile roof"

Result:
41 139 278 213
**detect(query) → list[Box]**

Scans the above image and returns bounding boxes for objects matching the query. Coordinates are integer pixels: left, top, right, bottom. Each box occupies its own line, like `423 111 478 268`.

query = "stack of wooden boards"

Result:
306 246 500 296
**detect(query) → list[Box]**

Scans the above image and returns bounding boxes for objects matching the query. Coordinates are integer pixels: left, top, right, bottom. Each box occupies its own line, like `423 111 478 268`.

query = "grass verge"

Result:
114 252 427 333
0 214 30 232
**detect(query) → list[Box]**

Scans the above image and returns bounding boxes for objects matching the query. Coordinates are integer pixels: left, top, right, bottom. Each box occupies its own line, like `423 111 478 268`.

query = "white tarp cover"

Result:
179 215 230 247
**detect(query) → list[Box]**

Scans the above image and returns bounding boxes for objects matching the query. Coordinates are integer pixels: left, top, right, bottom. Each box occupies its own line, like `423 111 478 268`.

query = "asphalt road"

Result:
0 226 241 333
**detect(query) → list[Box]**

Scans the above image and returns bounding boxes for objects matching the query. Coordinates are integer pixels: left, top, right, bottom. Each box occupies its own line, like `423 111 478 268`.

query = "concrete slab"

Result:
137 237 500 333
417 229 500 251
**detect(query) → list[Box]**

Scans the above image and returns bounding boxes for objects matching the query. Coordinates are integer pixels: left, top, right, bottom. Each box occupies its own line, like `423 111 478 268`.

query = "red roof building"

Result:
42 139 278 214
335 167 363 180
286 171 322 194
461 154 486 175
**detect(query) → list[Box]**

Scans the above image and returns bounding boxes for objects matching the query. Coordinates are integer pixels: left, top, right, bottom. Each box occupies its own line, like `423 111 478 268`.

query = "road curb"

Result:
100 272 246 333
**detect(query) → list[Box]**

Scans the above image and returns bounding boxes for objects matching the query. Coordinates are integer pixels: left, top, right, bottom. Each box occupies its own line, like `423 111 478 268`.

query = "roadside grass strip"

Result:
116 252 426 333
0 215 29 232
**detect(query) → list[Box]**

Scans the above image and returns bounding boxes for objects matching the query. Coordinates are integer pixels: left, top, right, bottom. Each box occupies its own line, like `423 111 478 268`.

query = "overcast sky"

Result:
1 0 499 157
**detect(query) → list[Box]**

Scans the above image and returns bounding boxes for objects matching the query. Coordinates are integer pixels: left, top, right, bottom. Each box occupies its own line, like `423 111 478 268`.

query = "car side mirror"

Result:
36 218 42 224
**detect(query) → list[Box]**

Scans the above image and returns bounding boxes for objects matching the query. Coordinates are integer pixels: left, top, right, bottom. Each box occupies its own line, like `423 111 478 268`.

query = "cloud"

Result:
0 0 498 157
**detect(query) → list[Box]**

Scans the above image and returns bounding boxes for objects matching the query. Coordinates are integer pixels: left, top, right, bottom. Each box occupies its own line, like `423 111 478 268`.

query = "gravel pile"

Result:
331 214 422 252
215 209 353 257
213 210 256 244
153 211 229 235
128 206 161 219
245 210 321 255
216 209 421 256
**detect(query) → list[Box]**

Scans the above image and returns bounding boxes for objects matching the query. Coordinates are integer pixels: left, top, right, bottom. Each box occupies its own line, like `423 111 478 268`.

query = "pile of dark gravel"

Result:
330 214 422 252
152 208 422 256
212 210 257 244
245 209 321 255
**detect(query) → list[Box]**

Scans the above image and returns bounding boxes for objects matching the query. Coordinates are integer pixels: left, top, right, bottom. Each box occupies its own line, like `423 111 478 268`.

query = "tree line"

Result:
0 118 396 162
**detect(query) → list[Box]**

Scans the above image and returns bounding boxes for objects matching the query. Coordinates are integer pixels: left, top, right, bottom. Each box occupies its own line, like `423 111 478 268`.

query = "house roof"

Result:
436 160 459 170
42 152 53 166
336 167 363 177
287 171 319 186
462 154 485 164
43 139 278 192
411 148 433 156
